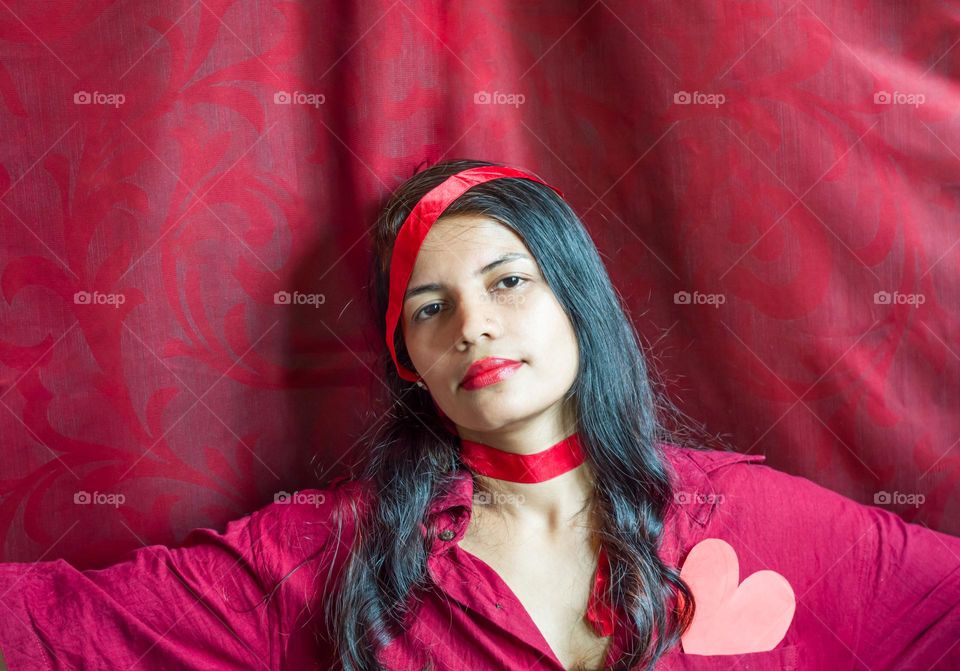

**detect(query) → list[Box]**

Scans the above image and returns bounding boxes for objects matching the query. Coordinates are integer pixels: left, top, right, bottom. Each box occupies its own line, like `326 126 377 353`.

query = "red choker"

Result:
458 432 586 483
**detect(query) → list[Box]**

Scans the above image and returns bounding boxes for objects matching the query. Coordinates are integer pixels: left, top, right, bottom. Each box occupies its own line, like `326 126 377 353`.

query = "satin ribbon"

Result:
458 431 616 638
587 545 615 637
459 432 587 483
384 164 563 383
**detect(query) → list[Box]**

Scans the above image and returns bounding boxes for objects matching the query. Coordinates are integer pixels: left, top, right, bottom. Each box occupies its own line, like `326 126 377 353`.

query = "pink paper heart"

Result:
679 538 796 655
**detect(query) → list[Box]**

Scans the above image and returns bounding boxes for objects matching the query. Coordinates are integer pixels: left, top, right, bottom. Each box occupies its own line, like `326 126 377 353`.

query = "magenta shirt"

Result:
1 445 958 670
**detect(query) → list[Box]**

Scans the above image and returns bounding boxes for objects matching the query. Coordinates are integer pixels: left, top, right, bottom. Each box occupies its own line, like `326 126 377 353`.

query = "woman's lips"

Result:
460 360 523 391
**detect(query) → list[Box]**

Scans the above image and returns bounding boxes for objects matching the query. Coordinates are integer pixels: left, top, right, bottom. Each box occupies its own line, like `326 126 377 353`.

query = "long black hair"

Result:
322 158 710 670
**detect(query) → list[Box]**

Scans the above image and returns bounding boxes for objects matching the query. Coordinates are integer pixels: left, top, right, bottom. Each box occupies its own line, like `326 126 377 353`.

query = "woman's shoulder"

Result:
658 441 868 516
655 441 884 534
657 441 928 555
237 476 374 575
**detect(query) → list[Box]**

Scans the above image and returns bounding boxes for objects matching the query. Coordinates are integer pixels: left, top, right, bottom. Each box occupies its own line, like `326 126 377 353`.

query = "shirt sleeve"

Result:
0 487 355 671
856 494 960 670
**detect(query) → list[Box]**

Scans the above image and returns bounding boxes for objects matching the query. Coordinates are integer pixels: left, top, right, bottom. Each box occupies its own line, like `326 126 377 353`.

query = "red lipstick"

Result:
460 357 523 390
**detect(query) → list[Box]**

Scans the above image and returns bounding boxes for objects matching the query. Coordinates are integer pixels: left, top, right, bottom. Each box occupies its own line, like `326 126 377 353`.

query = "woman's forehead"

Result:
417 214 525 254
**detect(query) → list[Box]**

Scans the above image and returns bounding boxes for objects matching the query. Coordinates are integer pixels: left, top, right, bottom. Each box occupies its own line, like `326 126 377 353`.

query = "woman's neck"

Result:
472 460 596 534
457 409 591 532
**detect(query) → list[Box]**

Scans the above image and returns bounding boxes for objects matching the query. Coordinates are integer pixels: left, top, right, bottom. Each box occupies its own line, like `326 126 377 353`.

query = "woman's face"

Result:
400 214 579 436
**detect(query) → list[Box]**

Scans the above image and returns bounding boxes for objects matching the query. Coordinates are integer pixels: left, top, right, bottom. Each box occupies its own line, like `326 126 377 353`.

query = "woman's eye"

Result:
413 277 526 322
496 275 525 290
414 303 442 322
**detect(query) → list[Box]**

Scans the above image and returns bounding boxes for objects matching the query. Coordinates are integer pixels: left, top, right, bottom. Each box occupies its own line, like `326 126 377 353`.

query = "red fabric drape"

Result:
0 1 958 568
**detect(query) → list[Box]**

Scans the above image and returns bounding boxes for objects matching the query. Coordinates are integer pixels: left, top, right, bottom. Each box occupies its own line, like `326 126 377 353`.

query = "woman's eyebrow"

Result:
403 252 532 303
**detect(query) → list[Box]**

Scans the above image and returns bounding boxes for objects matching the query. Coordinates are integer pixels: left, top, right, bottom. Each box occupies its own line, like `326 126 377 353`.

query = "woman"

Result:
1 160 958 671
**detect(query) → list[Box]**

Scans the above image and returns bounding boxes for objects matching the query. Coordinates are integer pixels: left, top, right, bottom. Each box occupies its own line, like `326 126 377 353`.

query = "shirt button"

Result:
438 529 455 541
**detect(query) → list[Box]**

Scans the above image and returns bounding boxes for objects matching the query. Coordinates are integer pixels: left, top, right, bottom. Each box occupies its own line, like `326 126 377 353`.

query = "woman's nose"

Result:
456 292 500 345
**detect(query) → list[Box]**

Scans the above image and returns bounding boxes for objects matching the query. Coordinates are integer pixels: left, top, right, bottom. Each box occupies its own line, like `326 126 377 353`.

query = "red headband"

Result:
385 165 564 382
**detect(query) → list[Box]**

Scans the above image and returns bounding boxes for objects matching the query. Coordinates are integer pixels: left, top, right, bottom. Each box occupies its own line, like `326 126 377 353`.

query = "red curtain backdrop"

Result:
1 1 958 568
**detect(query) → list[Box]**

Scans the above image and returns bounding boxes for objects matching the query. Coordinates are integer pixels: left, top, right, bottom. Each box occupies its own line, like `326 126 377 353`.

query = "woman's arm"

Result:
0 488 351 670
856 499 960 669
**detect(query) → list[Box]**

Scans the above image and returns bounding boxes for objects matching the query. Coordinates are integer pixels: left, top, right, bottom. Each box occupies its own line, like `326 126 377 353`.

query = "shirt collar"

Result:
423 444 767 553
423 471 475 554
428 472 475 516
